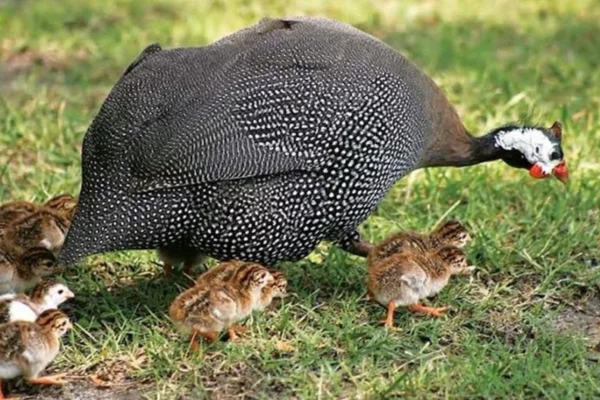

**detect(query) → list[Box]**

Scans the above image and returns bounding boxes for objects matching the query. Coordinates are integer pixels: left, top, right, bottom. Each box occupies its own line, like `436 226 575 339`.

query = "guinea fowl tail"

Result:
56 200 114 267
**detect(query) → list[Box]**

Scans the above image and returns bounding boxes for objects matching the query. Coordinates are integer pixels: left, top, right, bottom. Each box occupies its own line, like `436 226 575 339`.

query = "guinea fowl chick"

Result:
169 262 273 349
367 245 473 328
2 209 70 255
0 281 74 324
367 220 471 268
0 247 61 295
255 270 288 311
0 201 38 235
43 194 78 222
195 260 246 284
0 309 72 399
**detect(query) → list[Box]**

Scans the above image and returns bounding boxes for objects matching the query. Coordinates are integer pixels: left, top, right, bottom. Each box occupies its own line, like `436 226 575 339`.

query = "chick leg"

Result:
198 331 219 343
383 302 396 328
408 304 448 317
28 373 68 385
0 380 19 400
227 326 248 341
189 331 200 352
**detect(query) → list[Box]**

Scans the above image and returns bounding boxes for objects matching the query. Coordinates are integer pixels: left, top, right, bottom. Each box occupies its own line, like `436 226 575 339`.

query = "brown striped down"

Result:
29 280 59 302
430 220 471 248
36 309 70 332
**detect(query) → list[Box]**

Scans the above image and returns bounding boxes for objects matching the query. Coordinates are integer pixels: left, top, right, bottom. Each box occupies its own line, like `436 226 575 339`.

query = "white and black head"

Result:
493 121 568 183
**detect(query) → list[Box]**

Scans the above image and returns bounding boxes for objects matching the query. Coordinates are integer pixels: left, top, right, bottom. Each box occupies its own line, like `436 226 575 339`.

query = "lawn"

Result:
1 0 600 398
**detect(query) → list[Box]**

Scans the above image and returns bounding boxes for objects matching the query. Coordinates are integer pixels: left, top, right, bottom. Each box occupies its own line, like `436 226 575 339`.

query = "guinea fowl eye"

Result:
550 151 561 160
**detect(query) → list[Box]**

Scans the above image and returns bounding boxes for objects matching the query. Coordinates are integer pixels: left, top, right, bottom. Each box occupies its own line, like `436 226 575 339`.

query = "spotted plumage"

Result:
57 17 567 267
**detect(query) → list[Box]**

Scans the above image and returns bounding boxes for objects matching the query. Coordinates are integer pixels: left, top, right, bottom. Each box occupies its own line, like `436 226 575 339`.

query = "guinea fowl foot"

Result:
162 263 174 276
408 304 448 317
227 326 248 341
28 373 68 385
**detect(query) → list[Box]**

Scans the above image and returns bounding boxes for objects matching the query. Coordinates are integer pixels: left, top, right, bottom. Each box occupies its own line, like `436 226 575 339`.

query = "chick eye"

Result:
535 146 539 154
58 290 64 295
550 151 561 160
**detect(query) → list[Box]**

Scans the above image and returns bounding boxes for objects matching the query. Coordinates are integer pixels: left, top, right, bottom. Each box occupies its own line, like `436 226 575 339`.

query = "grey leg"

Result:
334 230 373 258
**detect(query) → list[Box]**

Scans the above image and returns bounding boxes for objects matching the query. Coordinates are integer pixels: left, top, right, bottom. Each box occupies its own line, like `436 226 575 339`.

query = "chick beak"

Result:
552 161 569 184
65 290 75 299
528 164 549 179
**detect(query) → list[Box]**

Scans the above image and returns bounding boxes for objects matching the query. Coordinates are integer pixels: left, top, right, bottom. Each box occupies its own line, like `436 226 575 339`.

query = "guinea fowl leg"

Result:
182 262 194 277
28 373 68 385
336 231 373 257
408 304 448 317
189 330 199 352
162 263 174 276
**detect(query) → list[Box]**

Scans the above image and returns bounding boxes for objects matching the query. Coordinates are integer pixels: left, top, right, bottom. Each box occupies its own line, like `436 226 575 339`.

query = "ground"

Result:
1 0 599 398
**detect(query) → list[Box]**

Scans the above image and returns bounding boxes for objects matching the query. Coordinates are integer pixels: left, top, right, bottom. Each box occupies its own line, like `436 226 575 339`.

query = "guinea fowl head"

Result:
492 121 568 183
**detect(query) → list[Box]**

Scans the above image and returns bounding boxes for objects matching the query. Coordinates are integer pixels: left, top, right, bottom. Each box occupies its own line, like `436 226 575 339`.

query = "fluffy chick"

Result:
169 262 273 349
255 270 288 311
43 194 78 221
0 281 74 324
367 219 471 268
195 260 246 284
2 209 71 255
0 202 38 235
367 245 473 328
0 309 72 399
0 247 60 295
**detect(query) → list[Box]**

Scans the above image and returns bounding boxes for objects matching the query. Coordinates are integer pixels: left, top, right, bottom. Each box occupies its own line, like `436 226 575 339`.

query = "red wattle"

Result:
528 164 547 179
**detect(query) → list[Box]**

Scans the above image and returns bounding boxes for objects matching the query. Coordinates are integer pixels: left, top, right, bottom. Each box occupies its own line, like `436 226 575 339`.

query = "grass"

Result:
1 0 600 398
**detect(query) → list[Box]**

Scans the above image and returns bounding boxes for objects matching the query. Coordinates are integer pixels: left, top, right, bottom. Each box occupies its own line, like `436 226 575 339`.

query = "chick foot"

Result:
28 373 68 385
162 263 174 276
408 304 448 317
227 326 248 341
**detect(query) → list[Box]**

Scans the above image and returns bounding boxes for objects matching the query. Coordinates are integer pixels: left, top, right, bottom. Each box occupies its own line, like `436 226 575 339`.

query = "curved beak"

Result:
552 161 569 184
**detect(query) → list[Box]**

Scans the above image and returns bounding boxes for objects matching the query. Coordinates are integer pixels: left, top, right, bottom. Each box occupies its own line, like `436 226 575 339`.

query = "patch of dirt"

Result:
554 294 600 345
7 381 143 400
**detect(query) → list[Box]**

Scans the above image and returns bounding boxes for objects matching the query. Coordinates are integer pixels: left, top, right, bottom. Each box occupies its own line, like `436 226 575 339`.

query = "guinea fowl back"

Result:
57 17 496 266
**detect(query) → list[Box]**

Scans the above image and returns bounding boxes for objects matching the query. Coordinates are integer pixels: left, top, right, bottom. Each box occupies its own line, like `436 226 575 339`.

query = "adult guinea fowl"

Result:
57 16 568 267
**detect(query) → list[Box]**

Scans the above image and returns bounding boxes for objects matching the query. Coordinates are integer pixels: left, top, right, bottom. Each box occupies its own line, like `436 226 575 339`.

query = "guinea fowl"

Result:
57 16 568 267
